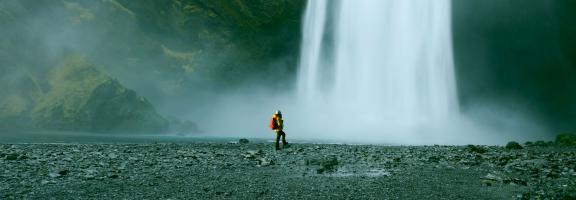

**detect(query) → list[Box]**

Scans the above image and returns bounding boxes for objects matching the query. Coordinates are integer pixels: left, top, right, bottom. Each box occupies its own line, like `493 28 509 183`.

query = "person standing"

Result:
270 110 288 150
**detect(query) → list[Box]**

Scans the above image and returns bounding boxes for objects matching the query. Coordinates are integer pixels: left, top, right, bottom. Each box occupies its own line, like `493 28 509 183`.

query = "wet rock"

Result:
248 150 262 155
546 171 560 179
481 173 503 186
482 173 503 182
49 169 69 178
244 150 262 159
48 172 61 178
505 159 547 173
428 156 441 163
307 156 339 174
466 145 487 154
83 169 99 180
258 158 273 167
58 170 69 176
503 178 527 186
239 138 250 144
41 180 55 185
5 154 18 160
505 141 523 150
525 140 552 148
1 143 574 198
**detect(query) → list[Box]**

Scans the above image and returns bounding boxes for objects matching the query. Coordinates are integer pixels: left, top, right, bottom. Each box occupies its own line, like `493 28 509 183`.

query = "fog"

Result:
0 0 572 145
187 0 555 145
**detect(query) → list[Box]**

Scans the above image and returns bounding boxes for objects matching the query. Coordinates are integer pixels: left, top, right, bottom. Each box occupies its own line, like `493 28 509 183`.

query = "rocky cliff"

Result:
1 55 168 133
0 0 304 133
31 55 168 133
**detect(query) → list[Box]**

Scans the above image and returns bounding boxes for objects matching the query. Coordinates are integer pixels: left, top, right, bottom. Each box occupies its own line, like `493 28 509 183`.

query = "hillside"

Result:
0 0 305 133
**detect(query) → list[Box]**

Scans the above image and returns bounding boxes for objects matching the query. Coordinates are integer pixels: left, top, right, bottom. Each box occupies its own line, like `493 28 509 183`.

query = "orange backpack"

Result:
269 116 277 130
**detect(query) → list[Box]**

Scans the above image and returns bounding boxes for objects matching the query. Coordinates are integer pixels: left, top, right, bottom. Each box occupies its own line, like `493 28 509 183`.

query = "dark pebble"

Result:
5 154 18 160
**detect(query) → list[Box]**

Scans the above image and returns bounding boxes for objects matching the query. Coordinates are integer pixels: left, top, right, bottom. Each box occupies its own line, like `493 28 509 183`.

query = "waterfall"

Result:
296 0 459 135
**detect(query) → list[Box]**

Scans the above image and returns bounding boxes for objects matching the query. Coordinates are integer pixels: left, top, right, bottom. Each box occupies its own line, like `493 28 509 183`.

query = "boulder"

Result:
505 141 523 150
306 155 339 174
4 154 18 160
239 138 250 144
466 145 487 154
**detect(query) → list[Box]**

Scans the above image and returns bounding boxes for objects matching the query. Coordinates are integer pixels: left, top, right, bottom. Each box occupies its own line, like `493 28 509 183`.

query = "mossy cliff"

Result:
0 0 304 133
1 55 168 133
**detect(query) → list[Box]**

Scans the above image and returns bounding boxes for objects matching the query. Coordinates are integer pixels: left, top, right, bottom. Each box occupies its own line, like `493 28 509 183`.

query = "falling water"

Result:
296 0 459 140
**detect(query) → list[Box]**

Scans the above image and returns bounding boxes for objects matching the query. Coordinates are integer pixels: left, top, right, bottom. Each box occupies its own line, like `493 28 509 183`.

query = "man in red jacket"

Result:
270 110 288 150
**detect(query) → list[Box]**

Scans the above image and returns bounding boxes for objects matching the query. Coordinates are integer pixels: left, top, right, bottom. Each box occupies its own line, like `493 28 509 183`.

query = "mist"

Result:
1 0 574 145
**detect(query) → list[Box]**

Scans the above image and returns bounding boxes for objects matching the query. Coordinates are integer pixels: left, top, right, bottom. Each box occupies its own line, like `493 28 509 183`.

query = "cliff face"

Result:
0 55 168 133
30 55 168 133
5 0 574 134
0 73 41 129
452 0 576 129
0 0 304 133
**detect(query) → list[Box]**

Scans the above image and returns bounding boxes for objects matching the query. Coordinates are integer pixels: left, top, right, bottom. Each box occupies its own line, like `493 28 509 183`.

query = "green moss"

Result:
32 55 107 128
0 95 28 117
555 133 576 147
31 55 168 133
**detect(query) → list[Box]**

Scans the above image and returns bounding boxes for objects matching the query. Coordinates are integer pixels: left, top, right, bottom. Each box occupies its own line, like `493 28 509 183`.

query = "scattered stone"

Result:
482 180 494 186
505 141 523 150
503 178 527 186
428 156 441 163
482 173 503 182
258 158 272 167
58 170 69 176
534 140 549 147
5 154 18 160
83 169 99 179
466 145 487 154
366 169 392 177
48 172 61 178
307 156 339 174
239 138 250 144
0 143 574 198
481 173 502 186
244 149 262 159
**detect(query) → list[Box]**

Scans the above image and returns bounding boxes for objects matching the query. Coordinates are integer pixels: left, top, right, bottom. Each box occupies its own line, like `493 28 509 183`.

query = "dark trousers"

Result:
275 130 287 149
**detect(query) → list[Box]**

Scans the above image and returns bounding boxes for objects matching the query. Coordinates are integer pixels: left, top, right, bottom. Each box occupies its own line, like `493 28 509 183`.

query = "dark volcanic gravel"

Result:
1 143 575 199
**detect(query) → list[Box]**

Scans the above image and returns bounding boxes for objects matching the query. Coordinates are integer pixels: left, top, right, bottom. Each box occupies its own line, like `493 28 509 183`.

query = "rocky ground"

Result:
1 141 575 199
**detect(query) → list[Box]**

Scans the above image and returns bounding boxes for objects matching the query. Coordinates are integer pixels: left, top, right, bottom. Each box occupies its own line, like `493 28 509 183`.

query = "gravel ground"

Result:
1 142 575 199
